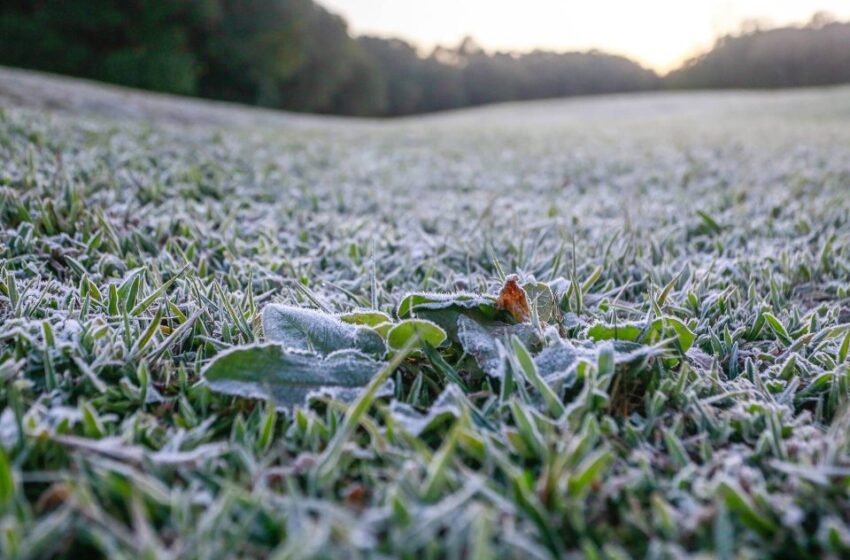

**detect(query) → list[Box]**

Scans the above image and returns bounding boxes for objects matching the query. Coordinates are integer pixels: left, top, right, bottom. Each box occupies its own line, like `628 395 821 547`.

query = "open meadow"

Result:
2 68 850 558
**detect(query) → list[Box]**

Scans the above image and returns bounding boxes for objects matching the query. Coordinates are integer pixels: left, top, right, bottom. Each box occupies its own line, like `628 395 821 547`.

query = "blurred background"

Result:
1 0 848 117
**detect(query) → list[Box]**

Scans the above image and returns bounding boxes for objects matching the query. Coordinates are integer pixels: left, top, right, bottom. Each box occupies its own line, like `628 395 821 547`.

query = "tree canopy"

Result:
667 15 850 89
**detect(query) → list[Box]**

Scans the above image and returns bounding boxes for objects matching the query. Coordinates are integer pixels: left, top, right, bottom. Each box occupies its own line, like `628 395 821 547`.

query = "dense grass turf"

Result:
2 72 850 558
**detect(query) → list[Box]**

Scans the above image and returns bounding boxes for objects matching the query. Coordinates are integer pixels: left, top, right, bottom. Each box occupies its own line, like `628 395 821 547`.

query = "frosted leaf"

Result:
456 314 539 378
339 310 393 327
534 341 578 385
523 281 557 323
387 319 447 350
262 304 386 358
202 344 389 411
397 291 502 340
457 315 504 377
587 321 650 343
397 291 498 318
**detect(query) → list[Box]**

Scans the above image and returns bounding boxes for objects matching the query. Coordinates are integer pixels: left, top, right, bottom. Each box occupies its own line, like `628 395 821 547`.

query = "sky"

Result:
318 0 850 71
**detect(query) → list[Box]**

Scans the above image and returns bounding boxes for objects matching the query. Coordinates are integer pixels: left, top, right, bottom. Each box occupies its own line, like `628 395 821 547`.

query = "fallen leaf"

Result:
496 274 530 323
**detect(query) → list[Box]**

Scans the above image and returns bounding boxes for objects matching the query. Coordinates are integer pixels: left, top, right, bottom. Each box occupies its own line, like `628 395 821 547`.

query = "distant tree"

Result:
194 0 382 114
358 37 426 116
191 0 306 106
419 48 468 112
666 17 850 89
0 0 206 95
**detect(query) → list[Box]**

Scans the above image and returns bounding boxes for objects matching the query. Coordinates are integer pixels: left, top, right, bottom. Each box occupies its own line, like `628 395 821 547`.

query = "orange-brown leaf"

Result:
496 274 530 323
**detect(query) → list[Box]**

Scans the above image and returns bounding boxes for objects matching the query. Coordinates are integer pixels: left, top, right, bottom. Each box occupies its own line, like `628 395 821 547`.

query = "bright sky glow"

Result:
318 0 850 71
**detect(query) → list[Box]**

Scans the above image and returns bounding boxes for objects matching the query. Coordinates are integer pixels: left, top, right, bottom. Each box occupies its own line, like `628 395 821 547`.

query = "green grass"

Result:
1 79 850 559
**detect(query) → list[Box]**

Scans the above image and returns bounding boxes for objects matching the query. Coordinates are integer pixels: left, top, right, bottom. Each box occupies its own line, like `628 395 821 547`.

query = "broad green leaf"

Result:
202 344 389 411
339 310 393 327
372 321 394 337
587 322 646 343
387 319 447 350
262 304 385 358
397 291 497 318
396 292 506 341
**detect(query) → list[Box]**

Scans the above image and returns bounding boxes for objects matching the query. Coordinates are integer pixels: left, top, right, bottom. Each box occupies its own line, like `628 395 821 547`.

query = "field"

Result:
2 68 850 558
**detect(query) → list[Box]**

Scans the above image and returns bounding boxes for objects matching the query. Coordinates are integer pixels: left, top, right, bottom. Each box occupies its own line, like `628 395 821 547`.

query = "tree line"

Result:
667 13 850 89
1 2 848 117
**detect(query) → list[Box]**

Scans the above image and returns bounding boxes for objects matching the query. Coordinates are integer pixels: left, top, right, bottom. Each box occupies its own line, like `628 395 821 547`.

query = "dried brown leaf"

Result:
496 274 530 323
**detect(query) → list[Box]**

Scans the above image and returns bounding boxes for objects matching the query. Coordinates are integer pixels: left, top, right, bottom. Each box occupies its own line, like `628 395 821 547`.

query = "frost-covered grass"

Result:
2 73 850 558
